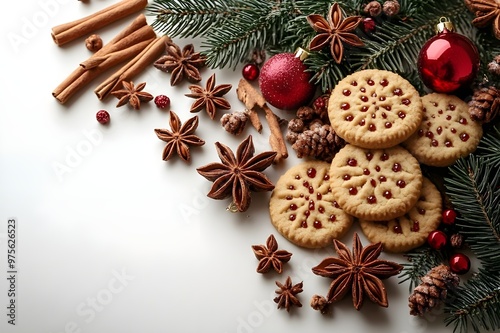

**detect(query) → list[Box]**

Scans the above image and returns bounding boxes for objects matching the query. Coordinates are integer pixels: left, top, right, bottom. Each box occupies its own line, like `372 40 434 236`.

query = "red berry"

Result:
313 96 326 111
449 253 470 274
427 230 447 250
154 95 171 109
96 110 110 124
362 17 377 34
242 63 259 81
442 209 457 225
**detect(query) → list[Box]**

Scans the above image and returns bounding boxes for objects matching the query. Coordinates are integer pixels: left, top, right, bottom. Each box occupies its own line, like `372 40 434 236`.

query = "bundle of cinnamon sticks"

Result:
52 0 166 104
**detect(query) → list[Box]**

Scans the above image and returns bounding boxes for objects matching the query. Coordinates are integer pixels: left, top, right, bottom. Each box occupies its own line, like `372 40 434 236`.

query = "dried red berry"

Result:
154 95 171 109
96 110 110 124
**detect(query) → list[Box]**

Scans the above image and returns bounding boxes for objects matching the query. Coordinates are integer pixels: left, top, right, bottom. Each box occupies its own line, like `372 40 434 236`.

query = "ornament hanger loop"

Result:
436 17 455 33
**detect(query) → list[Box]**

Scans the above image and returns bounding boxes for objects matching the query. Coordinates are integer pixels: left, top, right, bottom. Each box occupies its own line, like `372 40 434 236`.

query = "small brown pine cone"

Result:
220 111 248 135
364 1 383 17
468 86 500 123
408 264 460 316
296 106 314 121
310 295 330 314
292 125 345 162
488 55 500 76
383 0 400 17
450 233 465 249
288 118 305 133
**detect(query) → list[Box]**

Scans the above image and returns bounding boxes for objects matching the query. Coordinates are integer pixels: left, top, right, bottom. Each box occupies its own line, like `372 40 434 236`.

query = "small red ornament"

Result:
362 17 376 34
154 95 171 109
418 17 480 93
427 230 447 250
242 63 260 81
449 253 471 274
442 209 457 225
96 110 110 124
259 48 316 110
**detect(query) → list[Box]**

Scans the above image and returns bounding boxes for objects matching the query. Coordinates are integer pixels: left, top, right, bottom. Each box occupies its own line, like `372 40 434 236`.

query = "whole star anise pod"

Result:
312 233 403 310
465 0 500 39
307 3 364 64
196 135 276 212
185 73 232 119
154 40 206 86
154 111 205 162
111 81 153 110
251 234 292 274
274 276 303 312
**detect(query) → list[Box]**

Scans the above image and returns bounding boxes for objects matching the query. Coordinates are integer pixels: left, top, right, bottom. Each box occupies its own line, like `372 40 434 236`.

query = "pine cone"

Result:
450 233 465 249
364 1 382 17
292 124 346 162
220 111 248 135
310 295 330 314
488 55 500 76
408 264 460 316
383 0 400 17
468 86 500 123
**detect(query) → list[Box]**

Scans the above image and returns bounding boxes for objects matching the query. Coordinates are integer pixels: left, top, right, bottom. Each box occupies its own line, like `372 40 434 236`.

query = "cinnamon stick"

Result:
51 0 148 46
53 15 156 104
237 79 288 163
95 36 169 100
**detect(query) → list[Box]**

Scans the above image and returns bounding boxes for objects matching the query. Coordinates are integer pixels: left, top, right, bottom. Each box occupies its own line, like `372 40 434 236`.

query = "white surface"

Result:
0 1 475 333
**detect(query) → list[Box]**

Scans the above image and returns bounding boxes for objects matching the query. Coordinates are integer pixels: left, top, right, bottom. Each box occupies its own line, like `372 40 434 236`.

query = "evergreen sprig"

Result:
148 0 236 38
398 246 445 291
444 268 500 333
445 155 500 270
477 124 500 167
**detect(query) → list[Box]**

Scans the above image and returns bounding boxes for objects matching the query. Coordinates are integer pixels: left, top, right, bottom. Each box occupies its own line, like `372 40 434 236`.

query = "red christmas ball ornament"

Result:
418 17 480 93
427 230 447 250
242 63 260 81
449 253 471 274
442 209 457 225
259 48 316 110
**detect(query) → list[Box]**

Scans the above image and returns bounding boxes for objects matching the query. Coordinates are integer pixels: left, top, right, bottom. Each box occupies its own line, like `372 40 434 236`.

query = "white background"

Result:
0 1 482 333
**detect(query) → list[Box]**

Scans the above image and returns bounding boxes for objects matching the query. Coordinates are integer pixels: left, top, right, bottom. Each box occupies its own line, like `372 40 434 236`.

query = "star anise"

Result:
251 234 292 274
274 276 303 312
312 233 403 310
154 111 205 162
111 81 153 110
307 3 364 64
185 73 232 119
465 0 500 39
196 135 276 212
153 40 206 86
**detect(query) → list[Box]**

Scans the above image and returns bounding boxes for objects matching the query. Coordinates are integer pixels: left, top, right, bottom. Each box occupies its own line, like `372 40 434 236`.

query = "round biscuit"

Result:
359 177 442 253
328 69 423 149
269 161 353 248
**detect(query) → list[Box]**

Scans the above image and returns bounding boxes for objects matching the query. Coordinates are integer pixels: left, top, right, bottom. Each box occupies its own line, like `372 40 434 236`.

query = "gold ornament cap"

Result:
294 47 309 61
436 17 455 34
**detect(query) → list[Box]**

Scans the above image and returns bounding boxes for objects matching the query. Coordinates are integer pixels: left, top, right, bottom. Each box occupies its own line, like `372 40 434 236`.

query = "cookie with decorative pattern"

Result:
328 69 423 149
269 161 353 249
403 93 483 167
359 177 442 253
329 144 422 221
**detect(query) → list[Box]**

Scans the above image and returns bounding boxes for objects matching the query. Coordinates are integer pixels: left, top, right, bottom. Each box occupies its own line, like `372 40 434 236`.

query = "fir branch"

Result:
444 268 500 333
398 245 444 291
444 155 500 270
148 0 236 38
303 51 352 93
200 0 298 69
477 124 500 168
